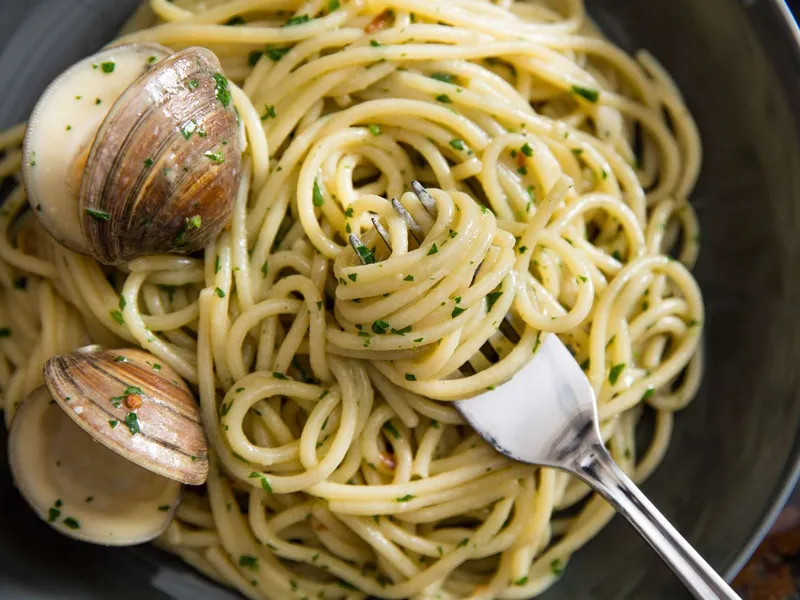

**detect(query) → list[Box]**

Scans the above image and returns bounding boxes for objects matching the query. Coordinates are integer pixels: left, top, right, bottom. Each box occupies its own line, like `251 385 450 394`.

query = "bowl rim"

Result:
723 0 800 580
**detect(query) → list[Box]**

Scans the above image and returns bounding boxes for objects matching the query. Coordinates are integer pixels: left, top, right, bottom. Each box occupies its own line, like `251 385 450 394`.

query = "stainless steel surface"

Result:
0 1 799 599
457 335 739 600
353 184 739 599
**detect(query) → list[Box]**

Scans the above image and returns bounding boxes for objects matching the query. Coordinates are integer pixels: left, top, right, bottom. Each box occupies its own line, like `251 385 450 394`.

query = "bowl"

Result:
0 1 798 598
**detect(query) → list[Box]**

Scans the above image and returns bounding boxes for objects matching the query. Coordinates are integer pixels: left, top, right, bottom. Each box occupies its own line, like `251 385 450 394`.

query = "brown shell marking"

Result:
80 47 242 264
43 348 209 485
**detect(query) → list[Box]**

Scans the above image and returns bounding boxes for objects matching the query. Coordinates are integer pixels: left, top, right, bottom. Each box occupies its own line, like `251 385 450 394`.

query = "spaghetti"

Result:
0 0 704 598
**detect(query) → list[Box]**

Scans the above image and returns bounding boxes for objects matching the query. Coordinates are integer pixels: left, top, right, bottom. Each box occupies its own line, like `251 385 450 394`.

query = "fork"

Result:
349 182 739 600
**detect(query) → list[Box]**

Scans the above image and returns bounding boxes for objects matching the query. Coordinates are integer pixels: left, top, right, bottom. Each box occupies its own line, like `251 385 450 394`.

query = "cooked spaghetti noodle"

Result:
0 0 704 598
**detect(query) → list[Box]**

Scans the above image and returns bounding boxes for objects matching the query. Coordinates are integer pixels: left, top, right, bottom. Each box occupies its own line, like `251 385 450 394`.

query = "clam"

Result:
8 347 209 545
22 43 242 264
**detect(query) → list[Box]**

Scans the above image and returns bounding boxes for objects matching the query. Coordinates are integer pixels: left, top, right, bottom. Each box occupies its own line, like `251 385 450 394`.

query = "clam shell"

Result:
80 47 242 264
43 348 208 485
9 386 182 546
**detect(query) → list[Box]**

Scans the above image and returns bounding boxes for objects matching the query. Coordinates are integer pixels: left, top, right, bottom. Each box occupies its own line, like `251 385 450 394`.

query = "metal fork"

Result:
349 182 739 600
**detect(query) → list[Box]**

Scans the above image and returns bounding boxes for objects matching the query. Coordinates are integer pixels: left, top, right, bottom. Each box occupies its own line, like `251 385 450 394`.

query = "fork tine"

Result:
498 317 521 344
349 234 376 265
371 217 393 252
391 198 425 243
411 180 437 217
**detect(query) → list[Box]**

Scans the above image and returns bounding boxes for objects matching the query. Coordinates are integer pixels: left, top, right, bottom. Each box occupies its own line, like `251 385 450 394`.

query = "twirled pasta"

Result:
0 1 705 598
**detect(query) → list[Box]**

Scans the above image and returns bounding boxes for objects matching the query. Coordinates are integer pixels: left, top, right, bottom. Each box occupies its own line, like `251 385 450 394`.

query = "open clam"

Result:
22 43 242 264
8 347 208 545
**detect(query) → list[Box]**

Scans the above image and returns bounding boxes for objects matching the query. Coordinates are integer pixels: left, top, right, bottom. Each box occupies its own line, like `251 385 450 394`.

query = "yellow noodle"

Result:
0 1 705 598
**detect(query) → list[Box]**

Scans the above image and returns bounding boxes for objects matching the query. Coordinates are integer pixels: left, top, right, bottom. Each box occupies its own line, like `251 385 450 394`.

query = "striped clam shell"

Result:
43 347 208 485
80 46 242 264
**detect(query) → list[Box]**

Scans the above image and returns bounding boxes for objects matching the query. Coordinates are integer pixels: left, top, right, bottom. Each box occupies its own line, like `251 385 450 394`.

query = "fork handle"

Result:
574 444 740 600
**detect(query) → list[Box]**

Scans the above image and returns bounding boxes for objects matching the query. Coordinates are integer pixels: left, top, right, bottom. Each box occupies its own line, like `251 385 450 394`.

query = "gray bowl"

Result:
0 1 798 599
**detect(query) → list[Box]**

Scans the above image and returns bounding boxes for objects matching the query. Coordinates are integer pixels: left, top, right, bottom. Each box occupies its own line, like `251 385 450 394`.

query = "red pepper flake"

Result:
125 394 143 410
365 9 394 33
379 452 396 470
516 151 527 168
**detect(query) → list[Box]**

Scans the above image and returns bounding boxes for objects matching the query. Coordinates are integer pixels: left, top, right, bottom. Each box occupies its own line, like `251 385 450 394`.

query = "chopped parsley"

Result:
570 85 599 103
261 476 273 493
396 494 414 502
608 363 626 385
124 412 141 435
514 576 529 586
158 504 171 511
383 421 401 438
63 517 80 530
143 157 154 167
451 306 466 318
449 138 466 151
431 73 454 83
110 310 124 325
85 208 110 221
372 320 390 334
436 94 453 104
187 79 199 91
368 124 382 136
239 555 259 570
283 14 311 26
329 0 340 10
521 143 533 157
370 39 382 47
348 273 357 282
214 287 226 298
427 243 438 255
272 372 288 380
261 104 276 120
550 558 564 575
204 151 225 163
213 72 232 107
354 244 376 264
313 179 325 206
265 45 291 61
641 386 655 401
486 290 503 311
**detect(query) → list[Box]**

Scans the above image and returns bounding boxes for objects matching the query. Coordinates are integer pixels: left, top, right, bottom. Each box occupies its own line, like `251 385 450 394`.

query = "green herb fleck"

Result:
239 555 259 570
63 517 80 530
313 179 325 206
396 494 414 502
265 45 291 61
436 94 453 104
521 143 533 157
608 363 626 385
124 412 141 435
204 151 225 163
85 208 110 221
261 104 276 120
427 243 438 256
449 138 465 151
283 14 311 26
213 72 232 107
368 124 382 136
570 85 599 102
451 306 466 318
214 287 226 298
431 73 454 83
110 310 124 325
551 558 564 575
486 290 503 311
372 319 390 334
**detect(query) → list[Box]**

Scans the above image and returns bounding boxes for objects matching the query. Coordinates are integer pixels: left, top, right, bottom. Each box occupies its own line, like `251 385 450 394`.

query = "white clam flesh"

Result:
9 386 181 546
22 43 171 254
